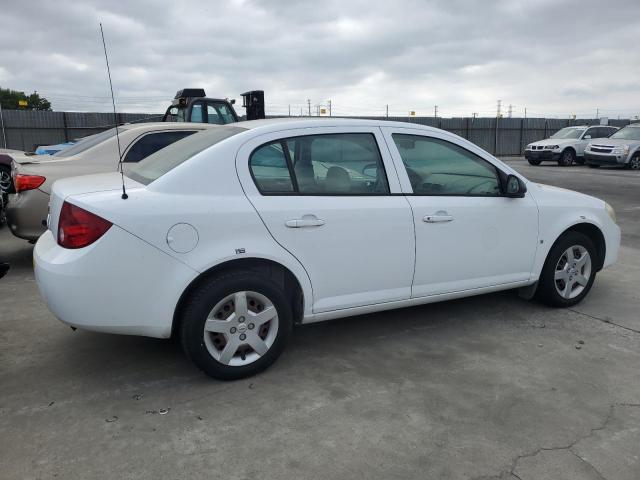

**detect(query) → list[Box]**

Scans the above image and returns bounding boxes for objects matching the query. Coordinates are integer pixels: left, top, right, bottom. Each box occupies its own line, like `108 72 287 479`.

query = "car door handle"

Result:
285 217 326 228
423 213 454 223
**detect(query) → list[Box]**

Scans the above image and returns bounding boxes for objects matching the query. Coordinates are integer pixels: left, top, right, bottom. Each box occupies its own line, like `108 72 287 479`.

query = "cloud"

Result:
0 0 639 118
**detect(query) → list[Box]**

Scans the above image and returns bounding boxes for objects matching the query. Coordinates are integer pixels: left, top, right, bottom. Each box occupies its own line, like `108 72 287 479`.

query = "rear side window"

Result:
123 131 197 163
392 134 500 196
249 142 294 193
249 133 389 195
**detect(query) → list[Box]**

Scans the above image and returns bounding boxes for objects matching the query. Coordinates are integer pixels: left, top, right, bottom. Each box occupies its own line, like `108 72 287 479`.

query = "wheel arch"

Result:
553 222 606 272
172 257 306 338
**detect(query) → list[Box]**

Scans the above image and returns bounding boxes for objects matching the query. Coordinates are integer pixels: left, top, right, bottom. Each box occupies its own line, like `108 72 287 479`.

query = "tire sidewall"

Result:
558 149 575 166
528 159 542 166
537 231 597 307
181 271 293 380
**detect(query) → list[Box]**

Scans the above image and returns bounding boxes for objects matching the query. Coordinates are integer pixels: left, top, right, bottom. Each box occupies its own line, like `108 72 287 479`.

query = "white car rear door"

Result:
236 126 415 313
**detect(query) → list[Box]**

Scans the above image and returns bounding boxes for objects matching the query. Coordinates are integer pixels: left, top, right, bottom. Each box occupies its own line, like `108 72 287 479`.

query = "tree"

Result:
0 87 51 110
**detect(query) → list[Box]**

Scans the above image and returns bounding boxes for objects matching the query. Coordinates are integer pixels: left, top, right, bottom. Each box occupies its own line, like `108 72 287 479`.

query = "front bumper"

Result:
5 189 49 241
524 150 561 161
584 152 627 166
34 227 198 338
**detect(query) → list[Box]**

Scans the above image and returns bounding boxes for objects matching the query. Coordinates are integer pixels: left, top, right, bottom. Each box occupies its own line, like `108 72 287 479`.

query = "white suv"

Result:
34 119 620 380
525 125 618 166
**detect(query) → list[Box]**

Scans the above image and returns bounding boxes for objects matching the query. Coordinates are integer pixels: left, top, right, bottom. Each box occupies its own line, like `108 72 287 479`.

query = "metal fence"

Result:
0 110 161 152
0 109 634 155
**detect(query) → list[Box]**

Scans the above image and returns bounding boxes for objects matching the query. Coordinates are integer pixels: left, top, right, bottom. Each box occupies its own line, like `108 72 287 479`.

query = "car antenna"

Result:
99 23 127 200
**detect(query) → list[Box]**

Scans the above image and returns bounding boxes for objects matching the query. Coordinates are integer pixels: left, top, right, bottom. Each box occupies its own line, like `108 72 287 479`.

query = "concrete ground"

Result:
1 158 639 480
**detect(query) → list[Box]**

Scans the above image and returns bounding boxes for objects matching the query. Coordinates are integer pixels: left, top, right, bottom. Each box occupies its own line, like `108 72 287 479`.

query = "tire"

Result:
527 158 542 166
0 165 12 194
536 231 597 308
180 270 293 380
587 163 600 168
558 149 575 166
626 154 640 170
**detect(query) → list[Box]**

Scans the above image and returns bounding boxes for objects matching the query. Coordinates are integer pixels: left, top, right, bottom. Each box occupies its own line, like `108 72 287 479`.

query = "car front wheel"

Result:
536 231 597 307
180 270 293 380
527 158 542 166
627 154 640 170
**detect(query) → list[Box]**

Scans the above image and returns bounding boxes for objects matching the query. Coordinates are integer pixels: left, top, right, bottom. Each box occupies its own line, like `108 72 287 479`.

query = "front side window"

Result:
249 133 390 195
583 128 599 139
123 131 197 163
392 134 500 196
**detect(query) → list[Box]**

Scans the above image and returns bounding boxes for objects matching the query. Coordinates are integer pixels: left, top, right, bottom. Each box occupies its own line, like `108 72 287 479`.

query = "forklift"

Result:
162 89 265 124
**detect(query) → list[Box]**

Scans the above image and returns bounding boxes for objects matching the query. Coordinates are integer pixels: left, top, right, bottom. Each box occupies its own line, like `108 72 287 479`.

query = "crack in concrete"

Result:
472 403 640 480
569 309 640 335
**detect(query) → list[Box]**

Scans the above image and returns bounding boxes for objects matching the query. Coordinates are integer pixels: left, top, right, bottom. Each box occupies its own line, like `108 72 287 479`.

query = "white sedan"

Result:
34 119 620 380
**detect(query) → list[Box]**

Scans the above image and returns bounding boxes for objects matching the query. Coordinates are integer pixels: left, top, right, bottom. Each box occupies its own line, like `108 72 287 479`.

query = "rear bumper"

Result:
584 152 627 166
524 150 561 161
5 189 49 241
34 227 198 338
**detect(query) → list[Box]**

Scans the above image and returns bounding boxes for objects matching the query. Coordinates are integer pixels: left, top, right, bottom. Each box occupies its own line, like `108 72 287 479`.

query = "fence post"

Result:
62 112 69 142
519 118 524 155
494 117 499 155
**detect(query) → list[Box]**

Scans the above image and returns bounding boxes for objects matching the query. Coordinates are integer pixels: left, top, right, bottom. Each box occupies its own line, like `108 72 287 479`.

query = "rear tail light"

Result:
14 174 46 192
57 201 112 249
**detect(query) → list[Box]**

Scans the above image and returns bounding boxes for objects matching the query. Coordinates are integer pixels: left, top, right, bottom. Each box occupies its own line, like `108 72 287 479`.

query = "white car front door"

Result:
237 127 415 313
382 127 539 297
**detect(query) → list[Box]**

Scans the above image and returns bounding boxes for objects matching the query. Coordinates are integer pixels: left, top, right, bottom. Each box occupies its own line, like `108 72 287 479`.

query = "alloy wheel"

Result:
0 169 11 193
554 245 592 299
630 156 640 170
203 291 279 366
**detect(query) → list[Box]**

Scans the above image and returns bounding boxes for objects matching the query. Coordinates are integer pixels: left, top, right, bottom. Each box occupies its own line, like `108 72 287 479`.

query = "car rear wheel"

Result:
180 270 293 380
0 165 12 194
627 154 640 170
536 231 597 307
527 158 542 166
558 149 575 166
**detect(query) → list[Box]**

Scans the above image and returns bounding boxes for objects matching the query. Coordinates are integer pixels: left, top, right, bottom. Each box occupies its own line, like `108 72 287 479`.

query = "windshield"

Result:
54 128 118 157
126 126 246 185
610 126 640 141
550 127 586 140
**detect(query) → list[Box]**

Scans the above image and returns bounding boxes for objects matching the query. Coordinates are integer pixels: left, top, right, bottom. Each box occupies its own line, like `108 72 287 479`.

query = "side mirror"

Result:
505 174 526 198
584 135 592 139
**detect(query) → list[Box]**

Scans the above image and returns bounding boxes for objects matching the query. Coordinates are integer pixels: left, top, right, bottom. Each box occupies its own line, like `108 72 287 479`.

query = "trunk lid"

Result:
48 172 143 238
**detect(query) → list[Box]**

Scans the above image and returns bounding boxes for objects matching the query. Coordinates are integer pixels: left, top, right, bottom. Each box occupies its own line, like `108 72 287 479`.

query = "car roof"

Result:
118 122 222 132
233 117 451 136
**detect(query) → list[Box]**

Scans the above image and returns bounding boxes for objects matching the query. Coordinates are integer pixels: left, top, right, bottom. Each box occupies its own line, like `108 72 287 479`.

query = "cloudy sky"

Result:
1 0 639 118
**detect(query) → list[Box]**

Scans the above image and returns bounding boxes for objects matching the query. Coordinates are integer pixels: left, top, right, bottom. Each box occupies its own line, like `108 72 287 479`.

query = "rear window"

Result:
126 126 246 185
54 128 118 157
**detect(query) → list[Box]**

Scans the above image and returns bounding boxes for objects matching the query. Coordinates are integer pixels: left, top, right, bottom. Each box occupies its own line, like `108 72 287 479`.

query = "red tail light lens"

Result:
15 174 46 192
57 201 112 249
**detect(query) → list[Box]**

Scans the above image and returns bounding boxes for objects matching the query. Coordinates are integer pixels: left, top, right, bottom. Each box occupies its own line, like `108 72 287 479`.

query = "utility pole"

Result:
508 104 513 118
0 102 6 149
497 99 502 118
385 104 389 118
307 99 311 117
596 108 599 119
328 100 332 117
434 105 438 118
472 112 477 121
524 107 527 119
288 104 291 117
